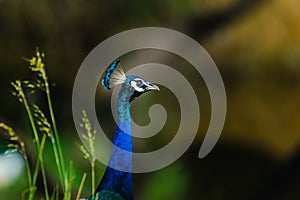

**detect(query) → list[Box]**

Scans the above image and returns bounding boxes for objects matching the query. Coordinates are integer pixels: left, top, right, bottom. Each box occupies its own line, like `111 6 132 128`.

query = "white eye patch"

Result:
130 80 145 92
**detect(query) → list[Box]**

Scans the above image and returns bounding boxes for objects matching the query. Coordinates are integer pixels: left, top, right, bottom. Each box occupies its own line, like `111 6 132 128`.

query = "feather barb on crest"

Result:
102 59 126 90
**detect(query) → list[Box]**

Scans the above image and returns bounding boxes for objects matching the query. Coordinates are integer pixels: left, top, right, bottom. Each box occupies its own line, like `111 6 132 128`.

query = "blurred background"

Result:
1 0 300 199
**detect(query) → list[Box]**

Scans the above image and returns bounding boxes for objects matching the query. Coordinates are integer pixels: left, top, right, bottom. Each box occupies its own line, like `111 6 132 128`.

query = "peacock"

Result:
85 59 159 200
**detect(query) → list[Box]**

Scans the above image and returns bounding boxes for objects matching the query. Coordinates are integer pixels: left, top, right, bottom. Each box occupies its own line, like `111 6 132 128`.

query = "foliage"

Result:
0 49 91 200
78 110 97 199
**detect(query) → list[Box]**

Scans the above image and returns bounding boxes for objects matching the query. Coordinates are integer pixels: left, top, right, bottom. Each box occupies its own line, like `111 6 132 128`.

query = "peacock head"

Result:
102 59 159 102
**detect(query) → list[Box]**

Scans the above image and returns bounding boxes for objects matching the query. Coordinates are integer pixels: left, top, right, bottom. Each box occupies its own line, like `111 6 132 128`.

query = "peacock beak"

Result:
146 83 160 91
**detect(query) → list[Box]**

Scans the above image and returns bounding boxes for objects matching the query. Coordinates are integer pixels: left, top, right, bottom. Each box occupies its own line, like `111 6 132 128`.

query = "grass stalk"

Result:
32 104 66 196
46 82 65 161
5 50 96 199
43 64 67 192
45 80 68 195
79 110 97 199
76 173 87 200
17 83 49 200
29 134 48 200
49 132 64 189
50 185 58 200
91 158 96 198
23 153 32 191
21 144 35 199
64 161 75 200
27 50 67 193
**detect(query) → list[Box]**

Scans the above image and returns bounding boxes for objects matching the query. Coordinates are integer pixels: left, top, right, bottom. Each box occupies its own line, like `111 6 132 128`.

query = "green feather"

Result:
89 190 125 200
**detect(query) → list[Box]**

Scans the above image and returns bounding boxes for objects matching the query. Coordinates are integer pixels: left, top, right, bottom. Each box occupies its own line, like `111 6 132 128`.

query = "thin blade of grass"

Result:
29 134 49 200
76 173 87 200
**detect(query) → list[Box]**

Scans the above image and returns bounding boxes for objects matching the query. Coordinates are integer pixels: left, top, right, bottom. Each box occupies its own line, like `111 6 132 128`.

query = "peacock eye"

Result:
136 80 143 87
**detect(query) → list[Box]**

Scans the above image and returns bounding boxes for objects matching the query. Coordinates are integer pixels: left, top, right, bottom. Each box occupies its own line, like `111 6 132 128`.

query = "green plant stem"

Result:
23 153 33 194
21 150 35 200
91 159 95 198
45 80 67 190
64 161 74 200
76 173 87 200
49 133 64 190
28 160 39 200
50 185 58 200
23 94 49 200
28 134 48 200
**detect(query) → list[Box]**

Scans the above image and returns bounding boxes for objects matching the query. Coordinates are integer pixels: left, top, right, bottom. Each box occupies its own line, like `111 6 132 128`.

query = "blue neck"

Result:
95 91 133 200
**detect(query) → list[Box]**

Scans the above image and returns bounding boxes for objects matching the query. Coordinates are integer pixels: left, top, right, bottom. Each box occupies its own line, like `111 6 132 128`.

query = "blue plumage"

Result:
102 59 126 91
96 116 133 200
101 59 119 90
87 59 159 200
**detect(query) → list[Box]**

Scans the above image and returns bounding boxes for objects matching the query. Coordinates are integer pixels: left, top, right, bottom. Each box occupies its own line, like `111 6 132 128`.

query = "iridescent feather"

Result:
102 59 126 90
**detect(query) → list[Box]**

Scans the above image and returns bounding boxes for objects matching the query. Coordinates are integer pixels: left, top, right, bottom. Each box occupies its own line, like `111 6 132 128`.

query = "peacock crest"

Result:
101 59 126 91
